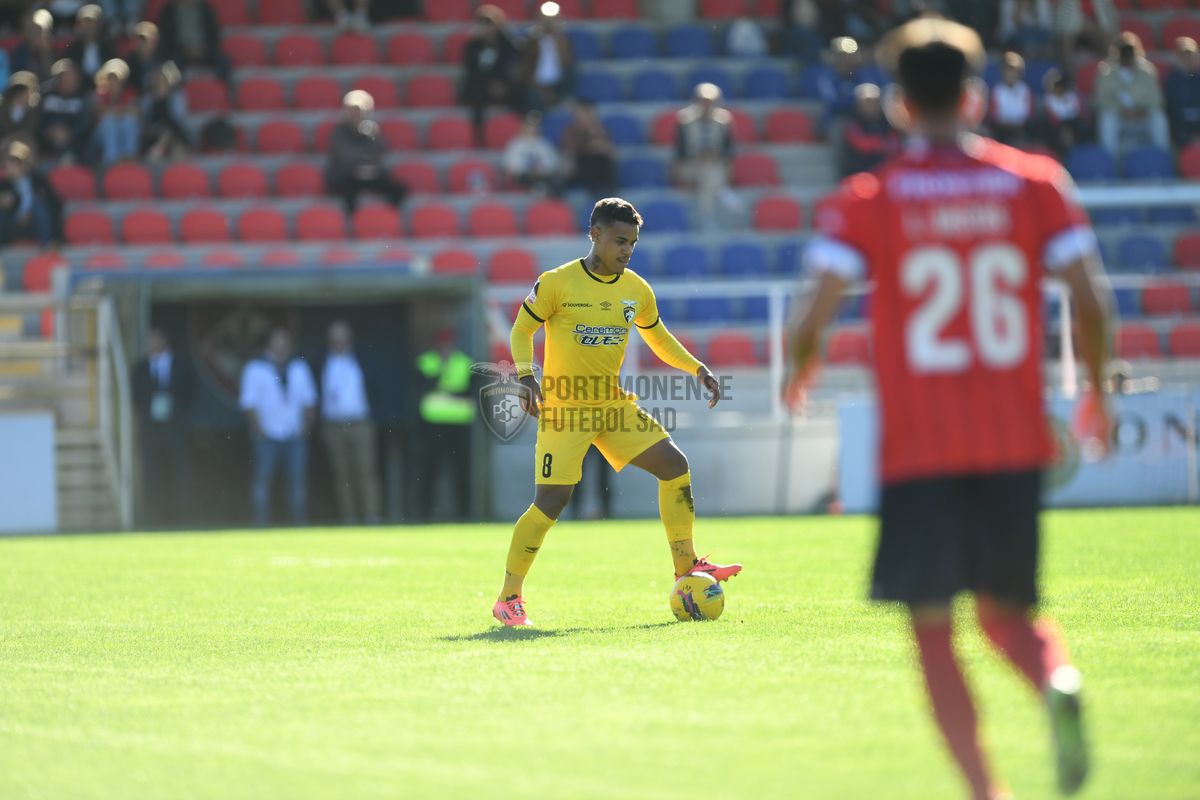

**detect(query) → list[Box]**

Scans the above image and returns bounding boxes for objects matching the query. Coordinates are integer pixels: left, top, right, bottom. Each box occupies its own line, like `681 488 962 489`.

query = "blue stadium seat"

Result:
742 65 792 99
632 68 679 101
777 241 802 275
1117 235 1169 272
719 242 769 277
656 297 686 322
567 28 603 60
797 65 827 98
1113 287 1140 317
665 24 713 58
629 246 657 275
663 244 710 278
1066 145 1116 182
1025 60 1056 93
982 58 1002 87
1123 147 1175 180
686 66 734 98
601 112 643 146
618 156 667 188
684 296 735 322
1147 205 1197 224
541 108 573 146
641 199 689 231
611 24 657 59
741 296 769 321
576 69 623 103
1090 206 1142 225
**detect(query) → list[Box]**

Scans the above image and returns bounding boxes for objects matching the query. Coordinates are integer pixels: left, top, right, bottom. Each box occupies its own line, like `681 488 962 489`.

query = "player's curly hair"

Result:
590 197 643 229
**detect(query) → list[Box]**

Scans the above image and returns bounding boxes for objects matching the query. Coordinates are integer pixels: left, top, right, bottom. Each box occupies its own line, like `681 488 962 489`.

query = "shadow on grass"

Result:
441 621 678 642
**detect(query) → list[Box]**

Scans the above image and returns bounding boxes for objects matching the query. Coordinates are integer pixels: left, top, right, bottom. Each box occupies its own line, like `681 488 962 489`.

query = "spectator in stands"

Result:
0 141 64 248
1166 37 1200 147
816 1 885 45
460 4 522 148
141 62 189 161
131 328 194 529
989 51 1034 146
98 0 145 37
1039 68 1089 156
65 5 116 83
726 18 770 59
319 321 382 526
1094 32 1170 157
9 10 56 83
840 83 897 177
0 72 42 150
779 0 823 63
521 2 574 112
126 22 166 95
240 328 317 528
325 89 408 214
38 59 93 165
561 99 617 196
998 0 1053 56
92 58 139 165
1054 0 1117 59
503 111 563 197
157 0 231 87
674 82 734 229
818 36 865 135
323 0 370 32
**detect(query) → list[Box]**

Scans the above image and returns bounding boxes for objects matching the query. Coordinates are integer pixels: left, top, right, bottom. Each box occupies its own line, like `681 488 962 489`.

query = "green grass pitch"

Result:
1 508 1197 800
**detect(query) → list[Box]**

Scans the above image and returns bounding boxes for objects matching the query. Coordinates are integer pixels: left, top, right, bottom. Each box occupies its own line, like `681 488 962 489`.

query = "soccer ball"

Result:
670 572 725 621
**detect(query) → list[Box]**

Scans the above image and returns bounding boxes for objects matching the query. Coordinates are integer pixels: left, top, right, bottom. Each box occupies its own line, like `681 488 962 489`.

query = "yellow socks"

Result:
502 504 556 598
659 472 698 576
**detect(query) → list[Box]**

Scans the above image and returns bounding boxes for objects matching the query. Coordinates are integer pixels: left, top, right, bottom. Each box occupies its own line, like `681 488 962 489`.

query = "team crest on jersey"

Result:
621 300 637 324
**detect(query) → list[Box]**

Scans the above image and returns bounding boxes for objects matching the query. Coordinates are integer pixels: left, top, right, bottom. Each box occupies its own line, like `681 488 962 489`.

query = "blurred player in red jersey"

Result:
787 17 1112 800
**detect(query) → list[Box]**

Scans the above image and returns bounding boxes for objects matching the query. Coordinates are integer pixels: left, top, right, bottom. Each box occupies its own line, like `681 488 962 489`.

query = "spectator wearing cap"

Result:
1166 37 1200 147
1094 32 1170 156
561 99 617 196
65 5 117 82
460 4 522 148
521 2 574 111
38 59 94 165
989 51 1034 146
92 58 139 164
325 90 408 214
503 111 563 196
127 21 166 95
840 83 898 176
1039 68 1089 156
674 82 734 229
9 10 56 83
141 62 189 161
157 0 231 86
0 72 42 149
0 141 64 247
818 36 866 135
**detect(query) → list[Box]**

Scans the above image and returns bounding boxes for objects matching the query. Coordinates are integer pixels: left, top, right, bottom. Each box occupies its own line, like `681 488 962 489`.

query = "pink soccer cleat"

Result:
492 596 533 627
678 556 743 583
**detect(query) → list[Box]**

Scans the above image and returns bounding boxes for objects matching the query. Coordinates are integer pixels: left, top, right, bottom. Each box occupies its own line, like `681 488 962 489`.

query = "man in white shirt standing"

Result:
239 328 316 527
319 321 382 525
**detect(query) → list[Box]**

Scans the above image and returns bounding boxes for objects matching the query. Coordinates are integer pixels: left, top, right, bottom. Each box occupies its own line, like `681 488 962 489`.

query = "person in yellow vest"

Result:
414 328 475 521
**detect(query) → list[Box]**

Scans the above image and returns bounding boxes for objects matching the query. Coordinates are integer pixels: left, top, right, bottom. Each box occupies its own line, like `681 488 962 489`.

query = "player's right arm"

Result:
510 273 556 417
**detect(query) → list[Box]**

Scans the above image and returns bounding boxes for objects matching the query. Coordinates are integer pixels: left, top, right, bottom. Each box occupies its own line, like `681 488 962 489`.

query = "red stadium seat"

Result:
1075 58 1102 97
257 120 306 153
353 206 402 240
826 328 871 365
380 119 420 150
1175 233 1200 270
732 153 781 186
766 108 814 142
296 205 346 241
410 204 460 238
121 209 172 244
441 30 473 64
1168 321 1200 356
294 77 342 110
257 0 305 23
238 207 288 242
201 250 244 268
180 208 230 243
185 76 228 112
262 248 302 267
65 211 115 245
706 331 759 366
22 253 67 291
1180 143 1200 179
448 159 497 193
331 33 379 65
274 33 323 67
590 0 638 18
432 248 479 273
651 111 678 145
238 76 287 111
102 163 153 200
490 0 530 19
1119 17 1156 48
424 0 472 21
1115 323 1162 358
48 165 95 200
488 248 537 282
699 0 746 18
351 76 399 109
755 0 782 15
218 163 268 198
407 74 456 107
1141 283 1193 315
210 0 249 25
224 34 267 67
1162 16 1200 44
320 247 364 266
393 162 440 193
468 202 520 237
646 333 698 370
276 163 323 197
160 163 210 198
145 250 186 269
551 0 584 16
485 113 523 149
313 119 339 153
84 251 128 270
753 196 803 231
526 200 575 236
728 108 758 142
386 32 436 65
427 116 473 150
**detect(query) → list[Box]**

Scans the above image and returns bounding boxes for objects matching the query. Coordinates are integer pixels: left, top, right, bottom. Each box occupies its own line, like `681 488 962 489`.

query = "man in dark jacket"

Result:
38 59 94 164
64 5 116 82
460 5 522 147
157 0 231 86
1166 36 1200 146
325 90 407 214
131 328 196 529
0 141 63 247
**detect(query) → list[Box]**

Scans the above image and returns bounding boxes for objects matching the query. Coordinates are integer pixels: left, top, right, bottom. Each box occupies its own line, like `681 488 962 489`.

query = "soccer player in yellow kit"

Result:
493 197 742 626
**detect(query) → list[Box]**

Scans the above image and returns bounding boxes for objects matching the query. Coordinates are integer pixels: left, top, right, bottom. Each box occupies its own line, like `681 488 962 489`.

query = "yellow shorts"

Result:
534 400 671 485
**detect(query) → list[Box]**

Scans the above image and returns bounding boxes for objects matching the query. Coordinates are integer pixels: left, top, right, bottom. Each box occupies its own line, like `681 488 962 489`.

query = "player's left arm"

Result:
635 286 721 408
784 235 860 409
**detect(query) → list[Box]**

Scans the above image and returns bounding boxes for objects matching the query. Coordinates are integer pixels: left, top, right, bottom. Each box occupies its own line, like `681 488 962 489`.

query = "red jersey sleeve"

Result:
804 173 880 282
1029 163 1099 272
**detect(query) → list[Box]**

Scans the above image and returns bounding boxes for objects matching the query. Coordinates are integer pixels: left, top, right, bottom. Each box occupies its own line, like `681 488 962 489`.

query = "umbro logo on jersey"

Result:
562 302 593 308
600 301 612 310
